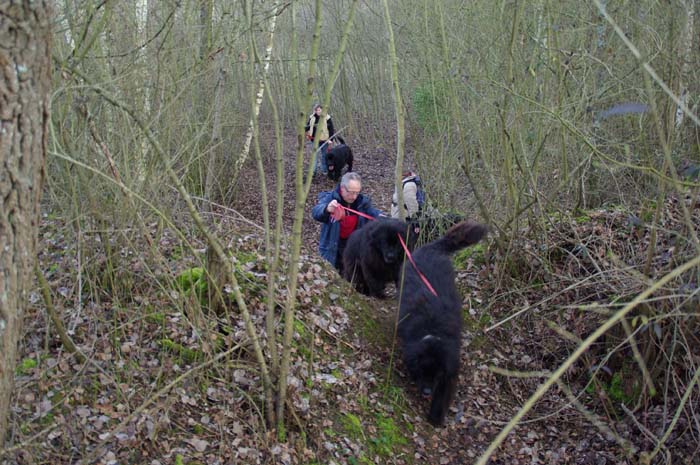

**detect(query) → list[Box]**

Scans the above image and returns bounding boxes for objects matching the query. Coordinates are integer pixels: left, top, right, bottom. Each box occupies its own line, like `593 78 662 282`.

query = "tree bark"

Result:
0 1 51 442
277 0 324 438
233 1 280 180
675 0 695 128
204 50 228 202
381 0 406 220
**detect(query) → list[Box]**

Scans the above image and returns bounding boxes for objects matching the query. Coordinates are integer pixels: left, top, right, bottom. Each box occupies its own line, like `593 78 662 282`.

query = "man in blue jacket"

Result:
311 172 382 273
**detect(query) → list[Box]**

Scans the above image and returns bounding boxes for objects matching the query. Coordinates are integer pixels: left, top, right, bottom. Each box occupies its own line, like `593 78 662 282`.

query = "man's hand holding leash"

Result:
327 200 346 222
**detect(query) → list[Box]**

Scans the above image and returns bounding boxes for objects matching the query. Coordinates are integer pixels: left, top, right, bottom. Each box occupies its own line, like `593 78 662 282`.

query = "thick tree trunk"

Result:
0 1 51 443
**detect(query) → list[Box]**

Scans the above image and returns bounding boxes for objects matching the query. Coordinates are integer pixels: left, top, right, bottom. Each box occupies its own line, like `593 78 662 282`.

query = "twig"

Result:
475 254 700 465
489 366 551 379
66 65 276 428
648 360 700 462
620 318 656 398
620 403 662 447
189 194 265 231
593 0 700 128
485 271 602 332
0 424 59 459
84 344 245 463
557 380 638 458
34 265 85 363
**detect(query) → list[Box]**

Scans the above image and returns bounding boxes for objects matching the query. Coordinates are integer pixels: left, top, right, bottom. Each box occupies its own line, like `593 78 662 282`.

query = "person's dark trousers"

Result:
336 238 348 274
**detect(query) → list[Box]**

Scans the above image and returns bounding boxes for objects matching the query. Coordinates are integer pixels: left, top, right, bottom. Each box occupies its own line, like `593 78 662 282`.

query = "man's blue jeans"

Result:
313 141 329 175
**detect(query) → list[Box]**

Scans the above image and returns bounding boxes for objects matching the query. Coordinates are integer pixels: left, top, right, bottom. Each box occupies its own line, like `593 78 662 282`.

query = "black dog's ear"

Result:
368 222 393 247
395 223 410 238
367 223 382 245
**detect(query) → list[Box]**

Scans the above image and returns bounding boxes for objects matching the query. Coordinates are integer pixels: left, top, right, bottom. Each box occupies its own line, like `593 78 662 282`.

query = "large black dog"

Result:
342 218 408 297
398 220 487 426
326 137 353 181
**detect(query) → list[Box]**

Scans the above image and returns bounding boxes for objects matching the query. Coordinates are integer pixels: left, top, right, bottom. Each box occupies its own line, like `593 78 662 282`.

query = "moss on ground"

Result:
453 242 486 269
314 272 416 464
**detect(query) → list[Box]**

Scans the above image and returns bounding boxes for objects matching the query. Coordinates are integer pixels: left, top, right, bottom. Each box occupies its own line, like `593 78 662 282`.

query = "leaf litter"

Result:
9 137 700 464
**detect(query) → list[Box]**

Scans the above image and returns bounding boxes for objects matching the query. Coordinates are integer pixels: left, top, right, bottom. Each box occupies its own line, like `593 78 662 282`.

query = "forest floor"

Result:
6 133 700 465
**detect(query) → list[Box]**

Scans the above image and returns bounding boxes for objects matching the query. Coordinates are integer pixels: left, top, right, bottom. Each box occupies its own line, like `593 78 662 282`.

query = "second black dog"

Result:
342 218 408 297
326 137 353 181
398 220 487 426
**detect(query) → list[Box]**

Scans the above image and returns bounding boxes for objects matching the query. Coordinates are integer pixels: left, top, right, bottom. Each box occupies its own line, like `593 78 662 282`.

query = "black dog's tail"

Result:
421 220 487 255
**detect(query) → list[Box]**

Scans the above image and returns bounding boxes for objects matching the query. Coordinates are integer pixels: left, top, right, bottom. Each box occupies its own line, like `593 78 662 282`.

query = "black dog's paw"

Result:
427 412 445 427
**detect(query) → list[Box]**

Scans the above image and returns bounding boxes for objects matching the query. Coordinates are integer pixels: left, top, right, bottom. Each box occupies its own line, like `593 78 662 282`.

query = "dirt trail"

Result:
234 136 398 253
229 135 620 464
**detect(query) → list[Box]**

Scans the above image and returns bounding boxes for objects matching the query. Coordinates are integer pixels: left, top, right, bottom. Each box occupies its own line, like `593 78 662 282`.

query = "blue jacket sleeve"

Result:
358 195 383 218
312 191 333 223
368 206 383 218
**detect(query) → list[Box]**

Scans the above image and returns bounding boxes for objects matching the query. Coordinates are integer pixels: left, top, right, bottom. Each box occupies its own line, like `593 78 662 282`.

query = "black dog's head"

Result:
404 335 460 425
368 219 407 265
405 336 447 393
326 150 343 180
326 141 353 181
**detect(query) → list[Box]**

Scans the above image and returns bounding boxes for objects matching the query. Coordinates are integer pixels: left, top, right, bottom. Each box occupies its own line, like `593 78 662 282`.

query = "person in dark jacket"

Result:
305 103 335 175
311 172 382 272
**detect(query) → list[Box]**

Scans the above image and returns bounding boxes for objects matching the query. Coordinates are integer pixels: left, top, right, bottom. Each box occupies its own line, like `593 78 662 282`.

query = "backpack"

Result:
403 176 426 210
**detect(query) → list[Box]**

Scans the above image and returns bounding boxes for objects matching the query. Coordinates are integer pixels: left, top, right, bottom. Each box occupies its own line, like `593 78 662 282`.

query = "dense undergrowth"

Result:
8 211 427 465
7 191 700 464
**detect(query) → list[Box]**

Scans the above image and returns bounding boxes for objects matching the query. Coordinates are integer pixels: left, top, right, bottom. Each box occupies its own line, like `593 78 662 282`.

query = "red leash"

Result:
335 205 438 297
397 233 438 297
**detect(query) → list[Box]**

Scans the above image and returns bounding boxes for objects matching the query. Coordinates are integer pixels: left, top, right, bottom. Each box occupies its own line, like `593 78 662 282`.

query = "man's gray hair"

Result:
340 172 362 189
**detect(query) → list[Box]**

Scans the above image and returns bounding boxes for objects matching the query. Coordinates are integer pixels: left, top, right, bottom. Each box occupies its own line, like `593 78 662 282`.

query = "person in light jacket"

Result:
305 103 335 175
391 170 421 220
